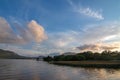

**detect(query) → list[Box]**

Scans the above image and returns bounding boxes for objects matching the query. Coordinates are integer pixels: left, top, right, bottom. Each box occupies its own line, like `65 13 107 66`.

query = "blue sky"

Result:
0 0 120 56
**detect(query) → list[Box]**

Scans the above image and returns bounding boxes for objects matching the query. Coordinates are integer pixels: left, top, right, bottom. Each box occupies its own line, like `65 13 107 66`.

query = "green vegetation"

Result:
43 50 120 61
43 50 120 68
43 56 53 61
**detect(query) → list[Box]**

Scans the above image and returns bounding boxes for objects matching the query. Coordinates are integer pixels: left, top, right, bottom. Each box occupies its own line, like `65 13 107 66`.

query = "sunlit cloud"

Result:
28 20 47 42
35 21 120 54
0 17 47 44
102 35 117 41
76 42 120 52
82 22 120 43
0 17 120 56
0 17 25 44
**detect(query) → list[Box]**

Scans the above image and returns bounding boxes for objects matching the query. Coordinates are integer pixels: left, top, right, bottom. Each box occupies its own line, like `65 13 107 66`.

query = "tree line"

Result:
43 50 120 61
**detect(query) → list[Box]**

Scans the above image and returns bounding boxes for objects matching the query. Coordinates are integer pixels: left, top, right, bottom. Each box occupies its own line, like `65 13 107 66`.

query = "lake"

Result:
0 59 120 80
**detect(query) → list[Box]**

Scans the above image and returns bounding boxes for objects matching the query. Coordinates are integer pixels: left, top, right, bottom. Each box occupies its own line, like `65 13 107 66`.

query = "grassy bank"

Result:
50 61 120 68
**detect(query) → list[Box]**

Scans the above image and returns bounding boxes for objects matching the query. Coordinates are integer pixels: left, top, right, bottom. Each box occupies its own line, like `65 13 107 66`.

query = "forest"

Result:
43 50 120 61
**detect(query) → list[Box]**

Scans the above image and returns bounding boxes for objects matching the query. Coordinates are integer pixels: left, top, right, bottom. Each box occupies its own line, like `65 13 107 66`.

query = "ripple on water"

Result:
0 59 120 80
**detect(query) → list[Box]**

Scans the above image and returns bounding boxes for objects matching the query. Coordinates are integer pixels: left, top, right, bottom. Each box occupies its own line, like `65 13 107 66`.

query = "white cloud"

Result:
0 17 47 44
49 21 120 47
81 22 120 43
78 7 104 20
1 16 120 56
28 20 47 42
0 17 24 44
68 0 104 20
33 21 120 54
76 42 120 52
0 17 48 56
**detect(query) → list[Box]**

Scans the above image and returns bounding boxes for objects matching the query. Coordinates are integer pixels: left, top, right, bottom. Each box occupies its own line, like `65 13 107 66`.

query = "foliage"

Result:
43 50 120 61
43 56 53 61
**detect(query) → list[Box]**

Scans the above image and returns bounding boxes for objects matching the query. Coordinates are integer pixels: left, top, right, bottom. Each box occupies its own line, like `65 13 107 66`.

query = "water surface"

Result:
0 59 120 80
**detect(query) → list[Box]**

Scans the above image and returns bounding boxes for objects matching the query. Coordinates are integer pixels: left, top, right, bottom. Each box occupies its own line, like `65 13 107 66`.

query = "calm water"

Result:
0 59 120 80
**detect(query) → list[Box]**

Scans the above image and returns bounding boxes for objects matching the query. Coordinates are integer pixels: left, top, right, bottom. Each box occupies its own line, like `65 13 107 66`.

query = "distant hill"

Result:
48 53 60 57
0 49 30 59
62 52 76 55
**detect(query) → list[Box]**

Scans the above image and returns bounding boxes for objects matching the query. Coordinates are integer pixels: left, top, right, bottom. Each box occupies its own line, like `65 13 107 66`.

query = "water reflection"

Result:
0 59 120 80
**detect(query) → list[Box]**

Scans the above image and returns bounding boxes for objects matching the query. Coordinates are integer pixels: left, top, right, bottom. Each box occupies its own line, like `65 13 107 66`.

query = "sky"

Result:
0 0 120 57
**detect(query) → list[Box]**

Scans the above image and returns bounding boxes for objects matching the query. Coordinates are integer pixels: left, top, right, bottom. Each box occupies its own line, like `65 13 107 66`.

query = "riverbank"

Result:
50 61 120 68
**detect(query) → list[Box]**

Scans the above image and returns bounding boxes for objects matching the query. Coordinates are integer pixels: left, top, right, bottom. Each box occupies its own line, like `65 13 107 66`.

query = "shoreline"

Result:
50 61 120 68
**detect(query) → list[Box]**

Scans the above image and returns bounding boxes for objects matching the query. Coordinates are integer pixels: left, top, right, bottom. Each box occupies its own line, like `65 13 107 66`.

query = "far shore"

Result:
49 61 120 68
